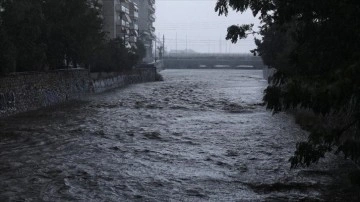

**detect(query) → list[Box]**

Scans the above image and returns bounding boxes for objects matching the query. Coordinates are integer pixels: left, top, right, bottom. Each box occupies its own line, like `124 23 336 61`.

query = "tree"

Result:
0 24 16 75
42 0 104 69
135 39 146 61
1 0 46 72
91 38 139 72
0 0 142 74
0 0 104 72
0 1 16 75
216 0 360 167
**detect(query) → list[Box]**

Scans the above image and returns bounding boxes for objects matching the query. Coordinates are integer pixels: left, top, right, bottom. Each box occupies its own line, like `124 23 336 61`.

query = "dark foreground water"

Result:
0 70 359 201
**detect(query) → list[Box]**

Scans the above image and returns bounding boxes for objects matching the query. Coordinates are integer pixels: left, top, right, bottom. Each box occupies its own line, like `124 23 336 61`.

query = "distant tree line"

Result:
216 0 360 168
0 0 145 75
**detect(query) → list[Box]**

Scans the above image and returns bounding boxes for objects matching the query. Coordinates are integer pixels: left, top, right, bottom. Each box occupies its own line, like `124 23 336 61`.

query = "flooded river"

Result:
0 70 358 201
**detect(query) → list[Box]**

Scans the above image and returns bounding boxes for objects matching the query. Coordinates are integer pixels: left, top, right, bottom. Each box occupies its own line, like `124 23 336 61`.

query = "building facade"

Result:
100 0 138 48
100 0 155 62
133 0 156 62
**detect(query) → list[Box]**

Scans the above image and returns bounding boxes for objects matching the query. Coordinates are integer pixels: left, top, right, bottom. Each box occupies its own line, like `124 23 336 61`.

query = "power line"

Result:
156 0 216 2
165 38 255 42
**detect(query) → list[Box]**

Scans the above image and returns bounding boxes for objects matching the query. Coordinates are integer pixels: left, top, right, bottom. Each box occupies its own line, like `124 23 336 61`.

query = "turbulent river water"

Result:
0 69 359 201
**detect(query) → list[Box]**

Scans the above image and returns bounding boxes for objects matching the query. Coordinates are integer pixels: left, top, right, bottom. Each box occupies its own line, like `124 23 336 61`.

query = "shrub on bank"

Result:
155 72 164 82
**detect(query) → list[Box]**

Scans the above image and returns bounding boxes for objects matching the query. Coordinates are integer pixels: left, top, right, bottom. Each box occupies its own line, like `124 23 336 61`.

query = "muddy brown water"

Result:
0 70 359 201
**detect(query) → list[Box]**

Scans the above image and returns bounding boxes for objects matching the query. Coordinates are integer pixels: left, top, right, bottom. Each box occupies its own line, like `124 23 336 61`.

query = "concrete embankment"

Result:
90 68 156 93
0 67 157 118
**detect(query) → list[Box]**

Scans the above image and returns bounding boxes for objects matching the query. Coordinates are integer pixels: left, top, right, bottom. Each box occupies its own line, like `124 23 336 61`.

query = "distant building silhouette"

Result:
168 49 198 56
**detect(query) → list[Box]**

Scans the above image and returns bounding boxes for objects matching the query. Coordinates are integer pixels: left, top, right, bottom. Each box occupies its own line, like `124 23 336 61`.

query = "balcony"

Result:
130 29 139 37
131 11 139 19
141 31 151 37
149 26 155 32
122 13 132 23
130 2 138 10
130 25 139 36
124 7 130 14
149 14 155 22
116 4 129 14
116 19 130 28
149 5 155 14
121 27 130 35
131 23 139 30
129 36 137 43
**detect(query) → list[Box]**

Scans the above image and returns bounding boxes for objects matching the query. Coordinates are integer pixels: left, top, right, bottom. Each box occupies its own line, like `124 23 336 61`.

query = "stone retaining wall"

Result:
0 67 157 118
0 70 90 118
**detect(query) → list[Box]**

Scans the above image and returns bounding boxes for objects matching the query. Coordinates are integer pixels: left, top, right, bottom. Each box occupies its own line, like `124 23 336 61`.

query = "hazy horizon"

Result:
154 0 260 54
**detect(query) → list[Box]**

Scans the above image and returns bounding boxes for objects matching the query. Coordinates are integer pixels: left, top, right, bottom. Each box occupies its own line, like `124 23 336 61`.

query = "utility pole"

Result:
176 32 178 54
219 37 222 54
155 35 157 62
186 35 188 55
229 42 231 54
225 41 227 54
163 34 165 57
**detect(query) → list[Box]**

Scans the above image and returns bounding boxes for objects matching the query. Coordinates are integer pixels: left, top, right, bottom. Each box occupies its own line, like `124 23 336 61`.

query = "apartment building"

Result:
133 0 156 62
100 0 139 48
100 0 156 62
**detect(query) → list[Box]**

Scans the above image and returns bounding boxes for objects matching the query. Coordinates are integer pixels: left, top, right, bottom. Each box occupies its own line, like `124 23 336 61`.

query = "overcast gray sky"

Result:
154 0 260 54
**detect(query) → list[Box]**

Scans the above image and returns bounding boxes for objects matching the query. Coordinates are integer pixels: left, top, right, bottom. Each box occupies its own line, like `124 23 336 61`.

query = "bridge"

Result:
162 54 266 69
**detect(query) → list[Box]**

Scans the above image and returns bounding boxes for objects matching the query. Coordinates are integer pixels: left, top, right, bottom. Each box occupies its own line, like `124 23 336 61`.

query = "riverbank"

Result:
0 67 157 118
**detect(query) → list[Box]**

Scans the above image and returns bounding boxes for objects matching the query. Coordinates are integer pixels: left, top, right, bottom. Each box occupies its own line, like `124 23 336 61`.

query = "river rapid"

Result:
0 69 358 201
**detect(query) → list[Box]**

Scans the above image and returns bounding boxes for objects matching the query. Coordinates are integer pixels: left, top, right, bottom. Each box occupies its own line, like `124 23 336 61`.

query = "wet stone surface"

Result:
0 70 359 201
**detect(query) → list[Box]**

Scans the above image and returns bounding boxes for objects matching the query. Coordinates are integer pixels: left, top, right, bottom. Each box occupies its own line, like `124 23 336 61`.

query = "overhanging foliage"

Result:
216 0 360 167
